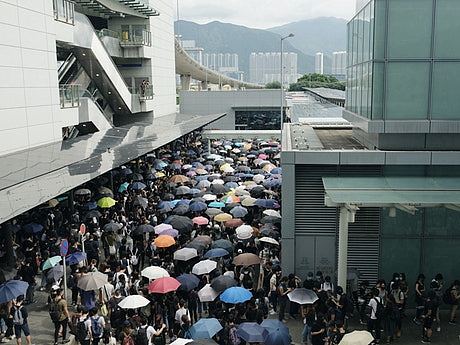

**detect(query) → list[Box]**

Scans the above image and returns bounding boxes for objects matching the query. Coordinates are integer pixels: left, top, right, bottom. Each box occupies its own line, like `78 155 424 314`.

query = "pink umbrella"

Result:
148 277 181 294
186 171 197 177
193 216 209 226
154 223 173 235
258 153 268 160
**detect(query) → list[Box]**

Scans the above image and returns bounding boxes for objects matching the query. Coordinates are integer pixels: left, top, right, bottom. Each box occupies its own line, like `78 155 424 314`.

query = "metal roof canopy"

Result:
323 177 460 210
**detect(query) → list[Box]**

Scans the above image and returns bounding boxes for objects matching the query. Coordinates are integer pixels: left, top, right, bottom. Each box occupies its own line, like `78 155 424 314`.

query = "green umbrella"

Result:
42 256 62 271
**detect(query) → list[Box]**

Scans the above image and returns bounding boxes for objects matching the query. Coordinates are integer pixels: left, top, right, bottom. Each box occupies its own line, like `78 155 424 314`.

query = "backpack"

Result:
75 317 89 342
13 306 24 326
91 316 104 338
229 326 241 345
130 250 138 266
374 298 384 319
443 287 454 305
49 300 60 323
134 326 149 345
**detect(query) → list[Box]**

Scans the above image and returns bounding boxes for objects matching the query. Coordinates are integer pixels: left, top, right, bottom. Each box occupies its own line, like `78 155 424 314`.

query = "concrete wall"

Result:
179 90 283 130
0 0 78 155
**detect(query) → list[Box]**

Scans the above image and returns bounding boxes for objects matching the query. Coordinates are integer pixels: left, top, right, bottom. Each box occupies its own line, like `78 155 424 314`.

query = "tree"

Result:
289 73 345 91
265 81 281 89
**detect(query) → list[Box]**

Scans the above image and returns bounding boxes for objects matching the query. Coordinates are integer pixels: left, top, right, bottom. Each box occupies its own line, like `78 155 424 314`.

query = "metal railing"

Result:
97 29 120 39
53 0 75 25
120 29 152 47
139 84 154 100
60 84 80 108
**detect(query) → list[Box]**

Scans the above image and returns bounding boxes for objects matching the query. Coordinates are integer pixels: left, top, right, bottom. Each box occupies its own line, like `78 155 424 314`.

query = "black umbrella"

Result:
250 186 265 198
129 173 144 181
97 187 114 198
211 239 234 254
162 193 175 201
134 196 148 209
134 224 155 235
261 216 281 224
211 184 226 194
85 210 102 219
172 204 190 216
186 240 206 252
210 276 237 293
103 221 123 232
224 176 240 182
165 215 193 233
74 188 91 196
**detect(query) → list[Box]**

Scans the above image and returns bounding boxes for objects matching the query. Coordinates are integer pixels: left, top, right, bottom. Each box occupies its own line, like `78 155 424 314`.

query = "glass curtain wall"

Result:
346 0 460 121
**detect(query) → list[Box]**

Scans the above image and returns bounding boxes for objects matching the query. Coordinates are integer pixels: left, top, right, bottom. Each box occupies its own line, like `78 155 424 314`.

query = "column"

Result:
201 81 208 90
180 74 191 91
337 206 349 292
281 159 295 275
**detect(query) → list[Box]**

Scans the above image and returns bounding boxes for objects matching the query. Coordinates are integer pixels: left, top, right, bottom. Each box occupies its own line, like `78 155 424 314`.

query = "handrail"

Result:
97 28 120 39
58 54 77 83
59 84 80 108
120 29 152 47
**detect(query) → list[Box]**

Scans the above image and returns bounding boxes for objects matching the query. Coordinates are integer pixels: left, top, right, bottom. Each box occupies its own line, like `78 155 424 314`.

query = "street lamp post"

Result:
280 33 294 139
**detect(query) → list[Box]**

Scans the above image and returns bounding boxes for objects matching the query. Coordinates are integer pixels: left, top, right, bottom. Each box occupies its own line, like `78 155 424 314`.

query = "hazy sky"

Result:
176 0 356 29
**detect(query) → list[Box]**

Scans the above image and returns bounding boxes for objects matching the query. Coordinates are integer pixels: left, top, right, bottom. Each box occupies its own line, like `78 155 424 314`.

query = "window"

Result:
387 0 433 58
235 110 281 130
431 62 460 119
371 62 384 119
434 0 460 58
373 0 386 60
385 62 430 119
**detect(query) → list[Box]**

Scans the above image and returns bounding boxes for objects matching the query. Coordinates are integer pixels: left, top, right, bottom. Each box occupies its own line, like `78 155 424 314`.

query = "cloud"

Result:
177 0 356 28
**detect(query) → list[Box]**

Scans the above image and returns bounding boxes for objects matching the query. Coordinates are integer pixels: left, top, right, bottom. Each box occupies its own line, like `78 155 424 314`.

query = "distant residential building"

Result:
315 52 324 75
249 52 298 85
203 53 243 80
181 40 204 65
332 51 347 79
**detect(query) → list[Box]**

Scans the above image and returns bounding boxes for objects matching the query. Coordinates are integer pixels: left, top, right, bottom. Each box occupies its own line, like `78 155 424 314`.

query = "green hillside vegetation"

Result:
289 73 346 91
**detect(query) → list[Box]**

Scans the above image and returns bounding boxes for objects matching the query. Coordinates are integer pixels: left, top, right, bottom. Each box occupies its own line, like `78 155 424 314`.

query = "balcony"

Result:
53 0 75 25
60 84 80 109
139 84 154 100
120 29 152 47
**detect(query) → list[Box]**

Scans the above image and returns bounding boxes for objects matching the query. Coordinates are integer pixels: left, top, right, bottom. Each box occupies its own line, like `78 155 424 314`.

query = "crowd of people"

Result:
1 131 459 345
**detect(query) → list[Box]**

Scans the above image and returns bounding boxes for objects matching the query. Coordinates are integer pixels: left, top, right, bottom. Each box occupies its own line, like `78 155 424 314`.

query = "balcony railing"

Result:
120 30 152 47
97 29 120 40
139 84 154 100
60 84 80 108
53 0 75 25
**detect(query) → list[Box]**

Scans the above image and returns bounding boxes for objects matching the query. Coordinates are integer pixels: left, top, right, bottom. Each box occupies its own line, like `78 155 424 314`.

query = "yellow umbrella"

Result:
219 163 231 172
155 172 166 178
97 197 116 208
244 143 252 151
47 199 59 208
263 163 277 173
214 213 233 223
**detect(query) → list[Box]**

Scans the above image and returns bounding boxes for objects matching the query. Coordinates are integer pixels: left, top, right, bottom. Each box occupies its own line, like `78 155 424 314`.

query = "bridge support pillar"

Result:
180 74 191 90
201 81 208 91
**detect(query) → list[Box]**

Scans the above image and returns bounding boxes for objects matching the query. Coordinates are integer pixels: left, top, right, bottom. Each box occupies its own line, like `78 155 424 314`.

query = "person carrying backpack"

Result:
52 289 70 345
10 296 33 345
75 306 92 345
445 280 460 325
367 288 383 343
89 308 105 345
134 317 153 345
227 319 241 345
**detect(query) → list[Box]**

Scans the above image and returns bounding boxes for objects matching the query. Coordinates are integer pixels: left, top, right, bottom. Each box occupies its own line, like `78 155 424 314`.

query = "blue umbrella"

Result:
154 159 168 170
229 206 248 218
220 287 252 304
189 318 223 339
23 223 43 234
177 274 200 291
211 239 233 254
189 202 208 212
236 323 268 343
118 182 129 193
255 199 279 209
130 182 147 190
195 175 210 182
261 319 289 335
158 201 173 213
189 188 202 196
120 168 133 176
203 248 229 259
271 167 282 175
66 252 87 265
82 201 97 210
209 201 225 208
263 329 292 345
224 182 239 189
0 280 29 304
177 199 191 206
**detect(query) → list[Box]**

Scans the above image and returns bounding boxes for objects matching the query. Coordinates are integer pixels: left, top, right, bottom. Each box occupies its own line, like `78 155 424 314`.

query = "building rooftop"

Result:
288 92 343 122
305 87 346 101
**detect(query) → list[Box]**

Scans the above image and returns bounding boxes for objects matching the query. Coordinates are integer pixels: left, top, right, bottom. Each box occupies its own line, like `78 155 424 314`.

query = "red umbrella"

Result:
193 216 209 226
225 218 244 228
148 277 180 294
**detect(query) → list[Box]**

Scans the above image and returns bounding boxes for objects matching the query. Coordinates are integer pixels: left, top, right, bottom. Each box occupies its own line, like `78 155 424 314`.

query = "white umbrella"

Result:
211 179 225 185
192 260 217 275
241 197 257 207
198 284 219 302
253 174 265 183
170 339 193 345
259 237 279 245
339 331 374 345
288 288 318 305
174 248 198 261
236 225 253 240
141 266 170 280
118 295 150 309
263 209 281 218
203 194 217 201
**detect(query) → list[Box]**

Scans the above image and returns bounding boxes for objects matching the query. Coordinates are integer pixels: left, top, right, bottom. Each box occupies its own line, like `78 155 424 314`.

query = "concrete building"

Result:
180 90 288 130
249 52 298 85
282 0 460 290
0 0 224 223
315 52 324 75
332 51 347 80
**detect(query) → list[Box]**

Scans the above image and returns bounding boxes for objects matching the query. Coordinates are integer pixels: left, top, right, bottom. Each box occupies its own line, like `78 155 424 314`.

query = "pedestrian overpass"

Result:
175 39 263 90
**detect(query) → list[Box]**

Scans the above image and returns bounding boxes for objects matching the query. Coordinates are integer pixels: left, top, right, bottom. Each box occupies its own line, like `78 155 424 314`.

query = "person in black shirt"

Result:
311 315 326 345
422 291 437 344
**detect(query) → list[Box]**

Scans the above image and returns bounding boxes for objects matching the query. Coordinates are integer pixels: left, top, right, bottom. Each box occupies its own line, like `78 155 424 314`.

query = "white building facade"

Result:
0 0 177 156
249 52 298 85
315 52 324 75
332 51 347 79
